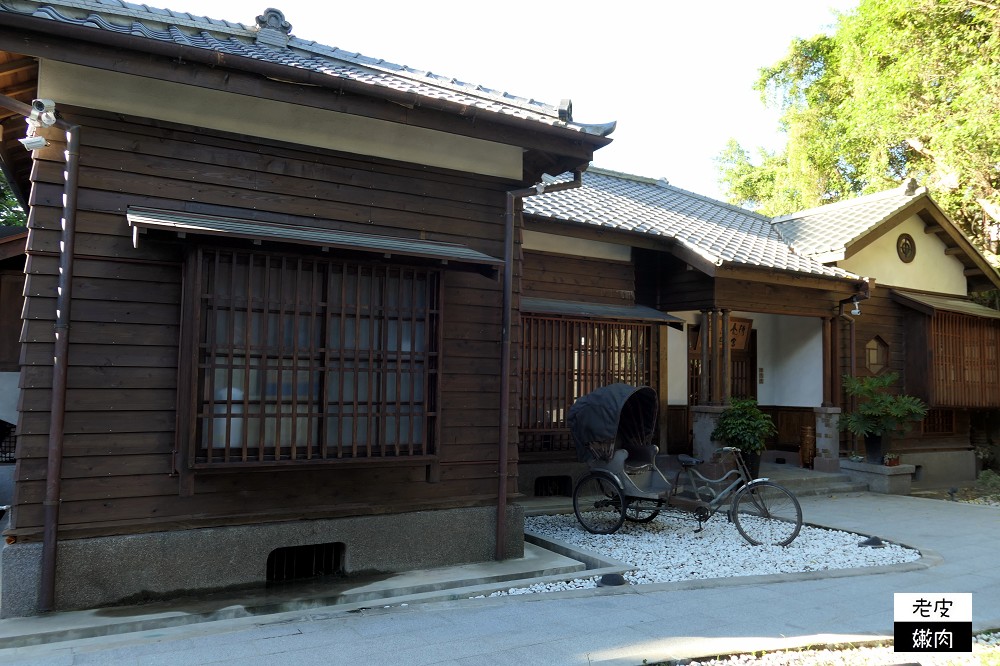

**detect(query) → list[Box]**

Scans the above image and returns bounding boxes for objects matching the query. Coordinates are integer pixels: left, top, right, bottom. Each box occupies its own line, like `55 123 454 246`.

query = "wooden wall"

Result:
836 287 975 455
520 250 634 305
10 107 518 541
0 267 23 373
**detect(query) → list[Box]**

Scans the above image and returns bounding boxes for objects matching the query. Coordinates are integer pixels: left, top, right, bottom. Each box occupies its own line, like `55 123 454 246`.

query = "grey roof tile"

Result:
525 168 857 280
3 1 592 133
772 181 925 258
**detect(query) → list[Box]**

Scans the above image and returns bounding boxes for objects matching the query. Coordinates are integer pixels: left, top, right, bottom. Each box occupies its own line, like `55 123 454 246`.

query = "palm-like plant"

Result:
840 372 927 438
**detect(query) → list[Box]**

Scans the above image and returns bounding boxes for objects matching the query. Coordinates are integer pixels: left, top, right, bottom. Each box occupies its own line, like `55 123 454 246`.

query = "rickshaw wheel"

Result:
624 499 661 523
573 473 627 534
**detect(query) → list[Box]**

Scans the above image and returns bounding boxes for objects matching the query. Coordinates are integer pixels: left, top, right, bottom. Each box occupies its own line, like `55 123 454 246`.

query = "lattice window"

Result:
519 316 651 454
922 409 955 435
0 420 14 464
932 312 1000 408
865 336 889 375
190 248 440 467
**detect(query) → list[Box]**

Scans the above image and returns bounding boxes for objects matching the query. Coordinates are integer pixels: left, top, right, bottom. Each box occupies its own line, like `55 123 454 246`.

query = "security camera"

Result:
31 98 55 114
29 99 57 127
850 304 862 316
19 135 49 151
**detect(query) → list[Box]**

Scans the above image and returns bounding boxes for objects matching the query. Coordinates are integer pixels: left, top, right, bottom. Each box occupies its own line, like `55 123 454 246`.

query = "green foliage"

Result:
0 170 26 227
977 469 1000 498
839 372 928 437
717 0 1000 243
710 398 777 454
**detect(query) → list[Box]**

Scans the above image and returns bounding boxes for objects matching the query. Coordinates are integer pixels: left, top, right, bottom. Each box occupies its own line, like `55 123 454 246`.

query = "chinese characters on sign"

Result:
894 593 972 653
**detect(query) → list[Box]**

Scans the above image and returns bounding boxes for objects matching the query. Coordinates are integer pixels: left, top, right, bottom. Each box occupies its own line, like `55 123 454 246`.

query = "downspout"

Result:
497 170 582 560
837 279 872 456
0 95 80 613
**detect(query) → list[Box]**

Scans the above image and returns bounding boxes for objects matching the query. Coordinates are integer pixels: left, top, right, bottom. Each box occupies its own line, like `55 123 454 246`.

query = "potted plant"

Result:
711 398 777 478
839 372 927 464
883 452 900 467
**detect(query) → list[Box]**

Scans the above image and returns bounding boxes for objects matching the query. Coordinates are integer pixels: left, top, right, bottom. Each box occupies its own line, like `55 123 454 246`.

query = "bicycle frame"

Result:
670 447 763 517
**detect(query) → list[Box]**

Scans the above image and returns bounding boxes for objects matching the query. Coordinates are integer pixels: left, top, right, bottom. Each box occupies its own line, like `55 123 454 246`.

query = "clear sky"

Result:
174 1 857 200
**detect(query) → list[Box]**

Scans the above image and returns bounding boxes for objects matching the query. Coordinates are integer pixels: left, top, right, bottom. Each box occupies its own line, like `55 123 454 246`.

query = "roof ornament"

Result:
255 8 292 48
904 177 919 196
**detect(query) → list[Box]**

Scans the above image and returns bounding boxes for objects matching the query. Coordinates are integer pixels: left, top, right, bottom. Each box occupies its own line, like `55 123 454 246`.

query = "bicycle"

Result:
568 385 803 546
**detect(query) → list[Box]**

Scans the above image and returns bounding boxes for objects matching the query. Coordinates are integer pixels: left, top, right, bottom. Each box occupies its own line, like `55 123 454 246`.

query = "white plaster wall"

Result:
521 231 632 261
839 214 967 294
39 61 523 180
666 321 691 405
737 312 823 407
0 372 17 426
667 312 822 408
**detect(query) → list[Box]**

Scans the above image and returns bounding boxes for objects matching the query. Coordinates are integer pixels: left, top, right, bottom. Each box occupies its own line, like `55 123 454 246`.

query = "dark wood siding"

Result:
0 269 24 373
521 250 634 305
11 107 516 540
836 288 976 455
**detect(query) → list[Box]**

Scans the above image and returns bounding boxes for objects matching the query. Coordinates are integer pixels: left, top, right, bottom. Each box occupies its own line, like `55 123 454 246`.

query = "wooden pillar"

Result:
822 316 833 407
711 309 722 405
657 325 670 449
699 310 710 406
721 309 731 405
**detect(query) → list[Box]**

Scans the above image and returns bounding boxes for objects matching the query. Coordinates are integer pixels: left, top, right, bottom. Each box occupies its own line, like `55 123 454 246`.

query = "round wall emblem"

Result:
896 233 916 263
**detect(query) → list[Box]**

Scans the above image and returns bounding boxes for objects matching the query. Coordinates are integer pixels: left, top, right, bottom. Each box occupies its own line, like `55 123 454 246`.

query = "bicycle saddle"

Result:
677 454 703 467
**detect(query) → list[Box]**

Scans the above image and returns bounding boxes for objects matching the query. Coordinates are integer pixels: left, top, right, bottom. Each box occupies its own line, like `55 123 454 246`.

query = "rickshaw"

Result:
567 384 802 546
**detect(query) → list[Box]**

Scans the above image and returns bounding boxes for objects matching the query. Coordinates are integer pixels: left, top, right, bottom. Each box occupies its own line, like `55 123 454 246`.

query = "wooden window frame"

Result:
921 409 955 435
865 335 889 375
178 247 441 471
518 315 652 455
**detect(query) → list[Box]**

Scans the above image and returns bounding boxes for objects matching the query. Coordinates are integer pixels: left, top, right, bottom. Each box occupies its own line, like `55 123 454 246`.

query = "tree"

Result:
718 0 1000 248
0 170 26 226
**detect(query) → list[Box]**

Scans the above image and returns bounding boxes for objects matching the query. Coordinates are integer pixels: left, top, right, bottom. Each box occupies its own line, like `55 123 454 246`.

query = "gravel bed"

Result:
478 512 920 597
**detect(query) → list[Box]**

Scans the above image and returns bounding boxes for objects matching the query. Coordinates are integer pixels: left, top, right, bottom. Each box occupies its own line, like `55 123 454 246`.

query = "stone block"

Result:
840 460 915 494
812 456 841 473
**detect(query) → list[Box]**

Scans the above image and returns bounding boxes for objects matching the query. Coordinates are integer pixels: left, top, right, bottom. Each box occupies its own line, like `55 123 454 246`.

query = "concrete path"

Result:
0 492 998 665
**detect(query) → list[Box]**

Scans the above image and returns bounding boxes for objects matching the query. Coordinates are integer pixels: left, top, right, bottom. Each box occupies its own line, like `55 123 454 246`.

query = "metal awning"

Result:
126 207 503 275
892 290 1000 320
521 297 684 328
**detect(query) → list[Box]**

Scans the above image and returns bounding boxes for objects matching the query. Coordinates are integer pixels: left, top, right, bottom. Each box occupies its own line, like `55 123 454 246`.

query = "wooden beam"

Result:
965 268 985 277
924 224 945 234
944 246 965 255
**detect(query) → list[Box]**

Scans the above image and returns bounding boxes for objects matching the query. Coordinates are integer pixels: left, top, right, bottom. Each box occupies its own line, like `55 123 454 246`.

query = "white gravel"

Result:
479 511 920 597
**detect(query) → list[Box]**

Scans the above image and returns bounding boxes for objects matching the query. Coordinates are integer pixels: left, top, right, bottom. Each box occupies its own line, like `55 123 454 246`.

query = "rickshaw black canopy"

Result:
568 384 658 463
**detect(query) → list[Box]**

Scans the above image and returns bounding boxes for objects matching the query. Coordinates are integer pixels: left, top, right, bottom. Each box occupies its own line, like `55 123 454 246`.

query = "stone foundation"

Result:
0 505 523 618
840 460 915 494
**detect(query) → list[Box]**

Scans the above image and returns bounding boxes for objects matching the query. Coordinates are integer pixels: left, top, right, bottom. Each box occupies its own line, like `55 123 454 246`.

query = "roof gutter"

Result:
0 94 80 613
497 170 583 560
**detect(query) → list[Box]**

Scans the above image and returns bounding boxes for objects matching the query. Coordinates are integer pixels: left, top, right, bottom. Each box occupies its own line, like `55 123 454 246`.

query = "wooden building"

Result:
775 181 1000 484
0 2 611 616
519 170 1000 493
519 168 865 492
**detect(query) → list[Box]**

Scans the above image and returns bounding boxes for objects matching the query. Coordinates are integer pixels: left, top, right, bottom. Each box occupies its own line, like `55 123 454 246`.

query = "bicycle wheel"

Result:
730 481 803 546
625 498 661 523
573 473 627 534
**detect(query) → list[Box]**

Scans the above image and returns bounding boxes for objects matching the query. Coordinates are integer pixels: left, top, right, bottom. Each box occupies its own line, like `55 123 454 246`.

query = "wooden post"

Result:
822 316 833 407
711 309 722 405
658 325 670 449
721 309 731 406
699 310 710 406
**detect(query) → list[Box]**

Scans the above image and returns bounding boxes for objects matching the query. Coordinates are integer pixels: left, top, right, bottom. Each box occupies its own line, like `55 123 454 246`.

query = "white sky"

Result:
176 1 857 200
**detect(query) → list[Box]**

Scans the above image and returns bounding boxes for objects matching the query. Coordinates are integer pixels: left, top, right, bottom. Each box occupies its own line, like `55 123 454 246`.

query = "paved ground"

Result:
0 491 998 665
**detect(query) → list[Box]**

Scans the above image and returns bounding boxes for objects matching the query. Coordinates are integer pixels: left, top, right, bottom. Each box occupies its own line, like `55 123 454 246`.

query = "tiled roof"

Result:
0 1 602 134
524 168 858 280
772 181 925 259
